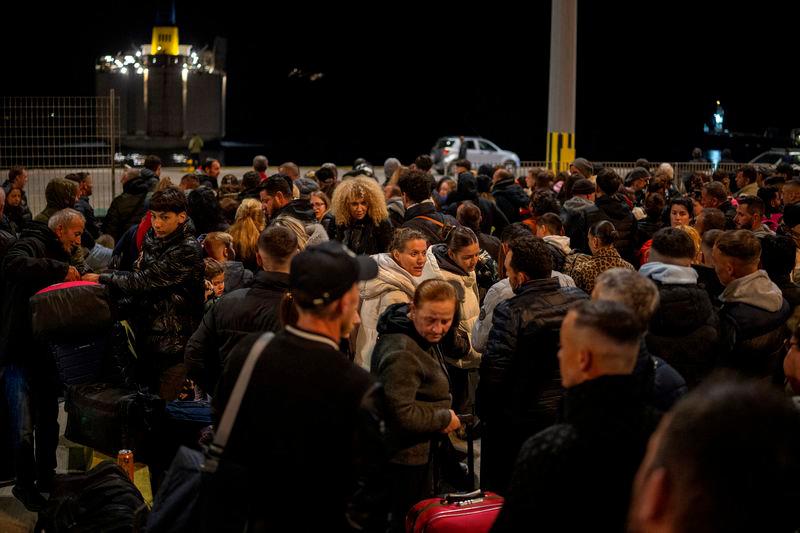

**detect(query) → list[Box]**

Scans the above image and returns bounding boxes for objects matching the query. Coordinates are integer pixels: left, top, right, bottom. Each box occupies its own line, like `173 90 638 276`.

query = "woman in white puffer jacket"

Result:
356 228 429 370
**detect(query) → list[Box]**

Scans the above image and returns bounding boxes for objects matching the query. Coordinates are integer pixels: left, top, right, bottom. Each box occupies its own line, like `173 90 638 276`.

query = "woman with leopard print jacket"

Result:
571 220 634 293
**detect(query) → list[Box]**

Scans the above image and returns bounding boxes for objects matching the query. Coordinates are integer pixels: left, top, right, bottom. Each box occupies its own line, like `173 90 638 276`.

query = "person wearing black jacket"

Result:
371 280 466 531
89 188 205 400
478 235 588 494
492 300 659 533
212 241 388 532
104 168 153 241
560 178 607 254
594 168 638 264
1 166 32 226
491 169 530 224
0 209 84 511
444 172 509 237
701 181 737 229
65 172 101 249
330 177 394 255
185 226 296 393
399 170 459 244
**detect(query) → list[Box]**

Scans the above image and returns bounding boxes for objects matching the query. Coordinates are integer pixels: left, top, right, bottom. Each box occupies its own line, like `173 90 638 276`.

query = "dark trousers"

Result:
388 462 431 533
2 363 60 489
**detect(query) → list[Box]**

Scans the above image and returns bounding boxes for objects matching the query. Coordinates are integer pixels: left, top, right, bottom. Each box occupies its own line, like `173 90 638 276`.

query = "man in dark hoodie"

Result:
33 177 78 224
560 178 607 254
639 228 720 387
445 172 509 236
1 166 32 225
594 168 638 263
399 169 459 244
185 226 297 394
65 172 101 250
0 208 84 511
713 230 791 379
491 169 530 224
262 174 328 248
87 188 205 400
104 167 153 241
140 155 162 190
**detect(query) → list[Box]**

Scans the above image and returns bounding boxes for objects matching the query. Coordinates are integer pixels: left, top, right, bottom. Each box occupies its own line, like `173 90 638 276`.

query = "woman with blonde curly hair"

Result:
228 198 265 273
330 176 394 255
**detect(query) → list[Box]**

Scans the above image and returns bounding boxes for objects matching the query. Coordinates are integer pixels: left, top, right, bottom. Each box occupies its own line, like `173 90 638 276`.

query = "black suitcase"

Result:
38 460 147 533
50 336 108 386
64 383 165 460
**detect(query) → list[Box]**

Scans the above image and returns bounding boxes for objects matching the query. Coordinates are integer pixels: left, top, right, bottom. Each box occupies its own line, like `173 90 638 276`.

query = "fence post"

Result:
109 89 116 198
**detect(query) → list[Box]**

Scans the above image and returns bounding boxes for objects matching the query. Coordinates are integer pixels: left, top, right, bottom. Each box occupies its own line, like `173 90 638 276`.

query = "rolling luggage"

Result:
406 415 504 533
50 336 108 386
64 383 165 460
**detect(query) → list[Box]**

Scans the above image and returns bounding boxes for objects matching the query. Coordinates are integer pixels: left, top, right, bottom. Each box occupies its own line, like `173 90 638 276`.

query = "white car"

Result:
431 136 520 174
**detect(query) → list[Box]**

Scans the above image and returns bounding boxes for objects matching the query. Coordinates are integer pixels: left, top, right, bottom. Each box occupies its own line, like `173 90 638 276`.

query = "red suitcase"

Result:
406 415 504 532
405 490 504 533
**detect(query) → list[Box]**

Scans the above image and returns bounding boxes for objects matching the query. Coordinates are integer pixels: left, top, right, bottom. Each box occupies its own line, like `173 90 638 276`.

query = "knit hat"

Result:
571 158 594 178
625 167 651 185
571 178 596 196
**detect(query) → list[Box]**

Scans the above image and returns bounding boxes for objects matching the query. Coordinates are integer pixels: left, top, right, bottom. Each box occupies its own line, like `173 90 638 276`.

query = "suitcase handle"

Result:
442 489 485 504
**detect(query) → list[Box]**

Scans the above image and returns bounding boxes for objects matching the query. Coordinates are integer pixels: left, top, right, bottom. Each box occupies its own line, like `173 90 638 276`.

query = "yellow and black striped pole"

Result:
546 131 575 173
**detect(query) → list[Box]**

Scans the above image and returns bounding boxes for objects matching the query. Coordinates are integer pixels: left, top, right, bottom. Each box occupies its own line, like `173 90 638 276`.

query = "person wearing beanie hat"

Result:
570 158 594 180
561 178 608 254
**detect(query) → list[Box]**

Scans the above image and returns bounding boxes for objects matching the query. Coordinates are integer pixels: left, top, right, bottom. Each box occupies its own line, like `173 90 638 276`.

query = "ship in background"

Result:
95 0 226 153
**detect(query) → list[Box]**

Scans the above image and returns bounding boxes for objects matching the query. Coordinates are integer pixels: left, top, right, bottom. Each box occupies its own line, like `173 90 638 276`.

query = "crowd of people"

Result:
2 152 800 532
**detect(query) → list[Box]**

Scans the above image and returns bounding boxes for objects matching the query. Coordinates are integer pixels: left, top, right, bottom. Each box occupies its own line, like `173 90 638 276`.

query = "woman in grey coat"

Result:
371 279 464 531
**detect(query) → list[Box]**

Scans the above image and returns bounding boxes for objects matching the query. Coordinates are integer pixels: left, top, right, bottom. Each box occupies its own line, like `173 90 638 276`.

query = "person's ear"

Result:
578 349 592 373
634 467 670 526
177 212 188 224
391 249 400 263
256 252 264 269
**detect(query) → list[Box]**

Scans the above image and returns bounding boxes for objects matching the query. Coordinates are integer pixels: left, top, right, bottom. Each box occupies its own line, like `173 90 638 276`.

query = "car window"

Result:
465 140 477 150
752 153 783 164
436 138 456 149
479 141 497 151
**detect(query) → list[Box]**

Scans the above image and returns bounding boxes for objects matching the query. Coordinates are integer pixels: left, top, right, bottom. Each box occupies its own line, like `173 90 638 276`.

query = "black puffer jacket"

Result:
104 176 151 240
0 225 15 261
0 221 70 366
645 282 720 388
184 271 289 392
100 220 204 370
479 277 588 428
594 194 638 263
371 303 453 466
491 178 530 224
491 375 659 533
332 216 394 256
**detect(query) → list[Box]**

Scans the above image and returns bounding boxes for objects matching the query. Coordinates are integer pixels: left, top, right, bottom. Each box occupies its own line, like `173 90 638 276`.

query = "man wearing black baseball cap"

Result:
210 241 388 531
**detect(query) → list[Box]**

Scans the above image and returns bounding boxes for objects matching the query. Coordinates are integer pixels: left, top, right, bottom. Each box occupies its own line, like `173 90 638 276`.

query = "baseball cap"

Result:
290 241 378 307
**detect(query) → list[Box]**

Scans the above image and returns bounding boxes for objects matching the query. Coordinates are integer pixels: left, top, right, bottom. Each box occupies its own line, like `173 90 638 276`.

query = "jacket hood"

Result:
639 262 699 285
493 179 530 207
19 220 67 258
595 194 633 219
361 253 419 300
456 173 478 198
430 243 469 277
275 199 316 223
721 270 785 312
543 235 571 254
564 196 596 211
376 302 429 345
123 175 151 195
45 178 78 210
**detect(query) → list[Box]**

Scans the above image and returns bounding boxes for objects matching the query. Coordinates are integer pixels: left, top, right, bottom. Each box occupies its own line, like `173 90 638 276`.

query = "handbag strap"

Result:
209 331 275 455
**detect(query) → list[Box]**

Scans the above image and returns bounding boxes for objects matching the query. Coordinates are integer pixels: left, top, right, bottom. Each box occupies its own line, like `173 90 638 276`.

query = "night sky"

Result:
6 1 800 165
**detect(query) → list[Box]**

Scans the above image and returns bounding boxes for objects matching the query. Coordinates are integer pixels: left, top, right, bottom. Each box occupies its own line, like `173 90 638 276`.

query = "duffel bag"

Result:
64 383 165 461
38 460 147 533
30 281 112 340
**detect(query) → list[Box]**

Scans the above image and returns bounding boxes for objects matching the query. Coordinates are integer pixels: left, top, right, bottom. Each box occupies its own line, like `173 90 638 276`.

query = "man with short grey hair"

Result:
0 208 84 511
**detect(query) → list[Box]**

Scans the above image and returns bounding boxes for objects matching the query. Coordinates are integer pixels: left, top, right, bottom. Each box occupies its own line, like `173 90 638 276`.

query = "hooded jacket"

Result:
100 220 205 371
355 253 421 370
222 260 253 293
543 235 572 272
0 221 71 366
403 201 459 245
33 178 78 223
104 175 152 240
271 199 329 250
640 262 721 387
719 270 791 378
371 303 454 465
594 193 638 263
421 243 481 367
561 196 608 254
491 178 530 224
445 173 509 235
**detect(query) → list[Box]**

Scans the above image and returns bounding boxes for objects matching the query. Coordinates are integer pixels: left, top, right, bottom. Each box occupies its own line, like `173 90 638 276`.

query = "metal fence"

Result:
518 161 745 178
0 94 120 215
